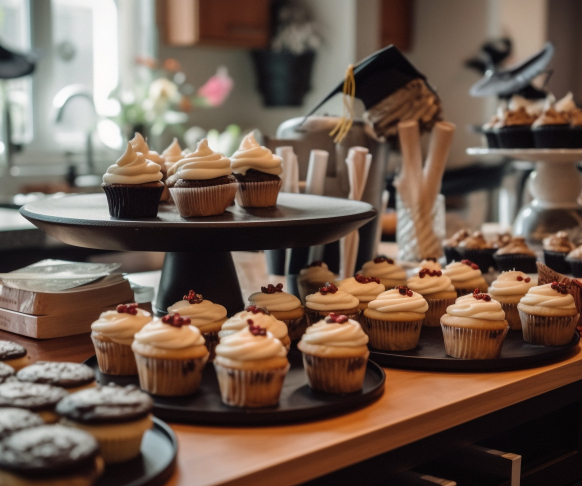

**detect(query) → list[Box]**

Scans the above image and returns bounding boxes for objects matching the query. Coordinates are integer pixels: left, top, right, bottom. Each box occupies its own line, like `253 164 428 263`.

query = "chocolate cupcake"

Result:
494 107 536 149
0 341 30 371
569 108 582 148
443 229 469 264
566 245 582 277
0 363 15 384
543 231 575 274
456 231 495 273
0 408 43 440
0 382 67 423
482 109 501 148
492 231 513 250
494 236 538 273
130 132 169 202
0 425 103 486
16 362 95 393
532 99 572 148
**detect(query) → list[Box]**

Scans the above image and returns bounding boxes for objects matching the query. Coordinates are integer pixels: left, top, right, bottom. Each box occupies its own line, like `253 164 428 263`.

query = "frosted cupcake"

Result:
102 142 164 219
91 303 152 375
169 139 238 217
162 137 184 175
358 256 407 288
231 131 282 207
457 231 495 273
218 306 291 350
407 268 456 327
305 283 360 326
488 271 535 330
167 290 228 360
518 282 579 345
297 261 336 303
443 229 470 263
337 274 385 311
132 314 209 396
130 132 168 201
441 292 509 359
248 283 306 340
494 236 537 274
412 258 442 275
543 231 575 274
298 314 369 394
363 286 428 350
443 259 488 296
214 325 289 407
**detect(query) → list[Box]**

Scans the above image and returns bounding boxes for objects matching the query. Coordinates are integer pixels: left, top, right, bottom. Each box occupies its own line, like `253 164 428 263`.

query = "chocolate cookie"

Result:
16 362 95 389
0 363 14 384
0 382 67 411
233 169 280 182
0 408 43 440
174 175 237 188
0 341 26 360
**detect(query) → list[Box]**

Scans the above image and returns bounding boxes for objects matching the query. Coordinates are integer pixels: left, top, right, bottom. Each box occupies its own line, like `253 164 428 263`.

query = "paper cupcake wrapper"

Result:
301 353 368 394
282 316 308 341
518 310 579 345
235 179 282 208
170 183 238 217
134 353 208 396
444 246 462 264
213 362 289 408
91 338 138 375
102 184 163 219
501 302 522 331
203 331 219 362
543 250 571 274
441 324 509 359
424 298 456 327
304 307 360 327
494 254 538 274
363 317 423 351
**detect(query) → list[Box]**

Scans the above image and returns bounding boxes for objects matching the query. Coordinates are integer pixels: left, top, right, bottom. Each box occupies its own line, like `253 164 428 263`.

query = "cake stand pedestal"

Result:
20 193 376 315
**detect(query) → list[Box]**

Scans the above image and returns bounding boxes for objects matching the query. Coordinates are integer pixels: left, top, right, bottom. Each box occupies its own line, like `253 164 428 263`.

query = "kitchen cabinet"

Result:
381 0 413 51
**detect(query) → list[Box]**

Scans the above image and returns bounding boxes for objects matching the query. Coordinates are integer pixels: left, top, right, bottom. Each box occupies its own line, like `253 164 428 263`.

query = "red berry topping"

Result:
162 313 191 327
525 277 531 283
248 322 267 336
461 259 480 270
355 274 381 284
261 283 284 294
245 305 269 315
183 290 203 305
373 256 394 264
418 268 442 278
319 282 338 295
550 281 569 294
308 261 324 267
395 285 414 297
116 303 139 315
517 276 523 281
325 313 349 324
473 292 491 301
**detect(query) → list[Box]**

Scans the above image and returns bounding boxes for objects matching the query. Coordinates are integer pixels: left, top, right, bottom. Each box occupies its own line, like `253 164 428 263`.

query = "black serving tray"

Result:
369 327 580 372
86 348 385 426
96 417 177 486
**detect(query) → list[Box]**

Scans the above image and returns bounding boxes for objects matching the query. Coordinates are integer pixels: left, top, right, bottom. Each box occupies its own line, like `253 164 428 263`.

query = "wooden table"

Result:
3 328 581 486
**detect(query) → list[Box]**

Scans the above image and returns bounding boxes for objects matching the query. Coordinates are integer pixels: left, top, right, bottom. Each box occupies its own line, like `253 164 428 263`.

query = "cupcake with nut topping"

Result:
532 97 572 148
543 231 575 274
494 236 537 273
358 256 407 288
457 231 496 273
488 271 535 330
407 268 456 327
337 274 385 312
443 259 488 296
304 283 360 326
297 261 337 303
494 106 536 148
443 229 470 264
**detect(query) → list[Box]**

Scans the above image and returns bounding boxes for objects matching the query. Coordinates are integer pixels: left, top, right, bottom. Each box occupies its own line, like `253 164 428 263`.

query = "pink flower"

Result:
197 67 233 107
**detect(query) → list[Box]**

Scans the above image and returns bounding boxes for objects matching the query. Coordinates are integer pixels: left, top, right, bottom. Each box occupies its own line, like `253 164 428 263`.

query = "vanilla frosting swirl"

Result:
407 273 454 296
91 309 152 345
443 261 482 282
230 131 282 176
360 259 406 280
368 288 428 314
337 277 385 303
300 318 368 347
556 92 577 114
248 291 300 312
520 283 577 309
219 312 288 340
103 142 163 185
174 139 231 180
298 262 335 283
489 271 534 297
130 132 164 165
446 295 505 320
133 318 206 349
167 299 227 330
215 327 287 361
162 138 183 165
305 289 359 311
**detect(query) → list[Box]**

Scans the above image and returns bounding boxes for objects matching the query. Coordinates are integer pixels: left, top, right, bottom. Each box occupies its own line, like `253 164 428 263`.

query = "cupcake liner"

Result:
424 298 456 327
496 126 534 149
444 246 462 264
91 338 138 375
484 129 499 148
568 259 582 278
494 254 538 273
363 317 423 351
570 126 582 148
213 362 289 407
235 179 282 208
543 250 571 275
134 354 208 396
102 183 163 219
501 302 522 331
203 331 219 362
518 310 579 345
441 324 509 359
456 248 496 273
301 353 368 394
170 183 238 217
304 307 359 326
533 125 576 149
283 316 308 341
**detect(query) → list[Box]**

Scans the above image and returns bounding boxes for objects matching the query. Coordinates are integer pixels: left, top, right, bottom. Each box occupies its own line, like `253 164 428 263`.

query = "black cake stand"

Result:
20 193 376 315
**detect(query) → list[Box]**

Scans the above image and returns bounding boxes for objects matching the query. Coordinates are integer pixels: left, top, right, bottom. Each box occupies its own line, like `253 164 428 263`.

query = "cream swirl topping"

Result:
556 92 577 113
407 272 454 295
489 271 534 297
520 283 577 309
367 288 428 314
305 289 359 311
360 259 406 280
298 262 335 283
443 261 482 282
248 290 300 312
219 312 288 340
230 131 282 176
103 142 163 185
174 139 231 180
300 318 368 347
446 295 505 320
167 299 227 329
133 318 206 349
215 327 287 361
91 309 152 345
337 277 384 302
162 138 183 165
130 132 164 165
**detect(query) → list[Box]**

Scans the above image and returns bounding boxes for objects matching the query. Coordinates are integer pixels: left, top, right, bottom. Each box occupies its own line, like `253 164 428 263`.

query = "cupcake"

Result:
0 408 44 440
494 236 537 273
0 341 30 371
102 142 164 219
482 111 500 148
457 231 495 273
161 137 184 175
518 282 579 345
532 98 572 148
494 106 536 149
492 232 513 250
358 256 407 288
443 229 469 264
230 131 282 207
566 245 582 277
543 231 575 274
91 303 152 375
167 290 227 360
297 261 337 303
130 132 169 201
57 384 153 464
440 292 509 359
304 283 360 326
0 363 14 384
214 325 289 408
488 271 535 330
336 274 385 311
407 267 456 327
247 283 306 340
0 425 103 486
132 314 209 396
442 259 488 296
16 362 95 393
363 286 428 350
169 139 238 217
412 258 442 275
0 382 67 423
569 108 582 148
218 306 291 351
298 314 369 394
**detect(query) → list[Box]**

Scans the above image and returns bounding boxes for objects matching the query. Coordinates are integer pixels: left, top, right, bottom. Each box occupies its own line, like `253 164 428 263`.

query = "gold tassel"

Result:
329 64 356 143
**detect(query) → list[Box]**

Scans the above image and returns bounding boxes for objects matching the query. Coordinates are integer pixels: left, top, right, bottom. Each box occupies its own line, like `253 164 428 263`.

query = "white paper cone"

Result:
340 230 359 279
305 150 328 196
276 146 299 194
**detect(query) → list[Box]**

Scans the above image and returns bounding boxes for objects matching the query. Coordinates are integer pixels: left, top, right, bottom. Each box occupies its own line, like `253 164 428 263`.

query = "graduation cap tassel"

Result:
329 64 356 143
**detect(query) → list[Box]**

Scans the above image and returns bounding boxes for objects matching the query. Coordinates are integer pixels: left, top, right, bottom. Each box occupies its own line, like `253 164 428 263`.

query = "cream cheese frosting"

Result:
359 257 406 281
130 132 164 166
219 311 288 341
520 283 577 309
337 275 385 303
167 296 227 331
446 294 505 320
215 327 287 361
489 271 534 297
173 139 231 180
133 318 206 350
443 260 483 283
367 287 428 314
91 307 152 345
162 138 183 165
248 286 300 312
103 142 163 185
407 269 455 296
300 317 368 347
305 287 359 311
230 131 282 176
556 92 577 114
298 262 336 283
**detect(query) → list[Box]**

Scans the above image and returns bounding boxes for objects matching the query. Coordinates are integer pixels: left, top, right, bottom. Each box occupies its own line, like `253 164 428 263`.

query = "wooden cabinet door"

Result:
380 0 413 51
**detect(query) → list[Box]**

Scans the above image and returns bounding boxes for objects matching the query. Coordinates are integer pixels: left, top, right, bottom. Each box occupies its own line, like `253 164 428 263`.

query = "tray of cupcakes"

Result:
0 343 177 486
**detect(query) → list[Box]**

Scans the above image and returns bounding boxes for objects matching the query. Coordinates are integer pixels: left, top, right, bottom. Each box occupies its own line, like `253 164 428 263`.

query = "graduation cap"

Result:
303 45 442 142
0 43 36 80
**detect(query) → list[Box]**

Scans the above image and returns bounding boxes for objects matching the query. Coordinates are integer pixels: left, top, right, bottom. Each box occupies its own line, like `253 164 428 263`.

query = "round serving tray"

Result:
369 327 580 372
96 417 177 486
86 349 385 426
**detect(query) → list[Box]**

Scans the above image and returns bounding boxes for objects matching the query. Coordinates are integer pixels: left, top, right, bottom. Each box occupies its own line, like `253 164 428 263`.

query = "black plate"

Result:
96 417 177 486
86 349 385 426
370 327 580 371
